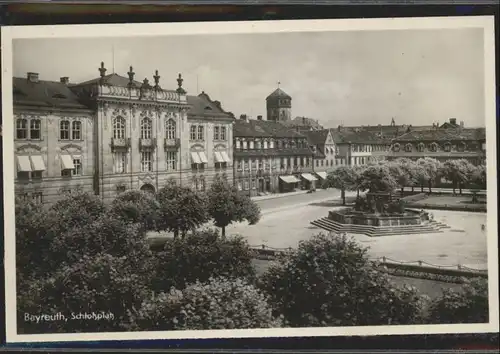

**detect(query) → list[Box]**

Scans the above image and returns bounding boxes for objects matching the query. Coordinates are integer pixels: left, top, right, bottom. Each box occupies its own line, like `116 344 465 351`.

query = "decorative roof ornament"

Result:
127 66 135 87
176 73 186 94
98 62 107 84
153 70 161 90
142 78 152 90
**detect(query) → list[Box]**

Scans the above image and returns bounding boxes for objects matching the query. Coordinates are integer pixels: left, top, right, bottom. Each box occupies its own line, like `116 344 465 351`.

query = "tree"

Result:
417 157 442 194
427 278 488 324
129 277 282 331
443 159 475 194
157 183 209 238
151 229 256 292
413 162 430 193
207 177 261 237
259 233 426 327
359 164 398 193
387 160 411 197
110 190 160 231
351 165 367 198
471 164 486 190
323 166 357 205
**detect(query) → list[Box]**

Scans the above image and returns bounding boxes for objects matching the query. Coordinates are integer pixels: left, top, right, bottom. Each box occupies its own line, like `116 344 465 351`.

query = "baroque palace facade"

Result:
13 63 233 205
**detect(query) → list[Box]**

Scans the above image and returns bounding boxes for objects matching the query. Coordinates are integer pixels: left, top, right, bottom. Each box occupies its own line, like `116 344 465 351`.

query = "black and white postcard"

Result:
2 17 498 343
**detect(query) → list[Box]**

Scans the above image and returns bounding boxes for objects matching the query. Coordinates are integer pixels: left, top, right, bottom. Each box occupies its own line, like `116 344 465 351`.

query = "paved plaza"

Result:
226 191 488 270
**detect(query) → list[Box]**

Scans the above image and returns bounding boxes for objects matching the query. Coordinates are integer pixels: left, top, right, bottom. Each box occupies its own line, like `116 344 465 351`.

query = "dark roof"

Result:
13 77 89 110
234 119 307 138
282 116 324 130
266 88 291 100
329 128 392 144
394 128 486 142
302 129 330 145
187 92 233 120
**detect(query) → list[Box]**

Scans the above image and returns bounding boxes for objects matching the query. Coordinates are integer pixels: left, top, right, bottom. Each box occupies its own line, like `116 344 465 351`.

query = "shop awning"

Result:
30 155 46 171
315 171 328 180
60 154 75 170
301 173 318 182
279 175 300 184
190 152 202 164
214 151 224 163
220 151 231 163
17 156 32 172
198 151 208 164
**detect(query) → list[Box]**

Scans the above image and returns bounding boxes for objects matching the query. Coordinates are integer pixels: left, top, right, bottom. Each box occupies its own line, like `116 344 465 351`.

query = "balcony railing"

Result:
139 138 157 150
111 138 131 150
164 138 181 150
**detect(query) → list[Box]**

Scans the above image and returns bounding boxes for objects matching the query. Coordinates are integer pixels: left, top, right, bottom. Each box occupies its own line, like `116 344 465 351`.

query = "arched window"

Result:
72 121 82 140
113 116 126 139
141 117 152 139
430 142 438 152
165 119 176 140
404 143 413 152
30 119 41 140
60 120 70 140
16 118 28 139
392 143 400 152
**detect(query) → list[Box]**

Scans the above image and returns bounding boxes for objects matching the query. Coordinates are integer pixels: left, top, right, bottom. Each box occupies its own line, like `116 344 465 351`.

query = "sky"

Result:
13 28 485 128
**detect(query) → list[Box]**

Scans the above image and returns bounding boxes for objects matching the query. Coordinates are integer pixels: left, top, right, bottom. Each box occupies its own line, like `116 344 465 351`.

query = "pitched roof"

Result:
266 88 291 100
394 128 486 142
329 128 392 144
281 116 324 130
234 119 306 138
187 92 233 120
75 73 143 87
13 77 89 110
302 129 330 145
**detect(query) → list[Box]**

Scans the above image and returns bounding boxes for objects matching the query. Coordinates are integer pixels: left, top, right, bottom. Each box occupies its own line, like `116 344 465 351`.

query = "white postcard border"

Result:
2 16 498 343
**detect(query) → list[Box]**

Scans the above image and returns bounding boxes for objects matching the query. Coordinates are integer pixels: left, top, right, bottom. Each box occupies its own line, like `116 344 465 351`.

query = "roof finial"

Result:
153 70 161 89
277 81 281 88
127 66 135 86
176 73 186 94
99 62 107 78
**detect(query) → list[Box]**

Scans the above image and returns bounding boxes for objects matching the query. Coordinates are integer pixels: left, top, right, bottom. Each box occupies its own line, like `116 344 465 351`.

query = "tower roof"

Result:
266 87 291 100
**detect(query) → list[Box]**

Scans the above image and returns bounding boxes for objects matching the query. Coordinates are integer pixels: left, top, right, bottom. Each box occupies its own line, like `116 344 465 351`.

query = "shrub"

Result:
110 190 160 231
259 233 427 327
18 253 152 333
151 229 256 293
427 277 489 324
129 277 282 331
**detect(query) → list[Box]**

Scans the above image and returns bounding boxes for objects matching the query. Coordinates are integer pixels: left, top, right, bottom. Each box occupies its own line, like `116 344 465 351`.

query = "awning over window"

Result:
60 154 75 170
214 151 224 163
279 175 300 184
220 151 231 163
315 171 328 180
301 173 318 182
190 152 202 164
17 156 32 172
30 155 46 171
198 151 208 164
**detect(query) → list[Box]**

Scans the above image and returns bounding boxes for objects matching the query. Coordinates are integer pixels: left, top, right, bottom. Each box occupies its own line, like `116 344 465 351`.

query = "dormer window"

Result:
392 143 400 152
457 141 466 152
430 142 438 152
417 143 425 152
404 143 413 152
444 142 451 152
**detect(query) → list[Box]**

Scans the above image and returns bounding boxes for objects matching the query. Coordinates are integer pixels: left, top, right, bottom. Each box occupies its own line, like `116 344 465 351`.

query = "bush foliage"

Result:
130 277 282 331
259 233 427 327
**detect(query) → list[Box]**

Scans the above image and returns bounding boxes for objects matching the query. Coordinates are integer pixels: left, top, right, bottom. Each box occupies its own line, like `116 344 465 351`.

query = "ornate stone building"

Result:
13 63 233 204
233 115 315 197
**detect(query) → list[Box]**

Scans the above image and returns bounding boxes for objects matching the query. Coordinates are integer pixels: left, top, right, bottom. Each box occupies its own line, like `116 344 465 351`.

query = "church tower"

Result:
266 84 292 122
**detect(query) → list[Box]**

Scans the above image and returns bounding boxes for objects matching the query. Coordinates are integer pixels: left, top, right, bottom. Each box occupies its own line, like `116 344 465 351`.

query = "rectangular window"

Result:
32 192 43 204
166 151 177 171
220 126 226 140
244 180 250 190
30 119 41 140
236 140 241 149
214 126 220 140
197 126 204 141
141 151 153 172
72 121 82 140
31 171 43 179
72 158 82 176
60 121 70 140
190 125 197 141
61 169 72 177
16 119 28 139
242 141 247 149
17 172 30 180
114 152 127 174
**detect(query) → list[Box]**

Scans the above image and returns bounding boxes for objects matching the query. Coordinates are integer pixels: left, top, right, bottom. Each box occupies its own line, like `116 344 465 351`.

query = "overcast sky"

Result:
13 28 485 128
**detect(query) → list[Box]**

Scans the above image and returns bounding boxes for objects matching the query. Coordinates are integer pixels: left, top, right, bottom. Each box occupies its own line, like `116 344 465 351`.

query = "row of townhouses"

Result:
12 63 486 204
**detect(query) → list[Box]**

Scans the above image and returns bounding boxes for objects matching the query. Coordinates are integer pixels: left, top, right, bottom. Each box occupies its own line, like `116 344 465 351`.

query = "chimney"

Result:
257 115 263 121
302 117 306 124
240 114 249 122
27 72 39 83
460 121 464 129
60 77 69 85
450 118 457 125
